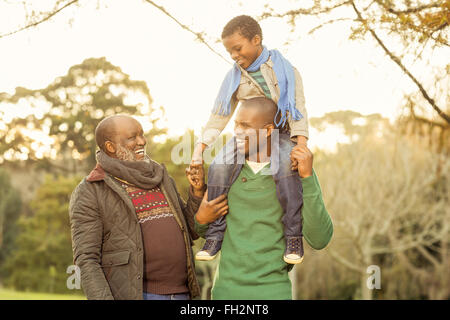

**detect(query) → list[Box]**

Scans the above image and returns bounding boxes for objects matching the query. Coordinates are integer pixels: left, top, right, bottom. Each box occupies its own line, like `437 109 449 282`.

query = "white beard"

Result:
115 144 138 161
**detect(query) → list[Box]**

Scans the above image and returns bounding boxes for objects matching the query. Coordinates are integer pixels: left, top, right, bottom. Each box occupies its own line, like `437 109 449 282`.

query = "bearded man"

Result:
69 115 227 300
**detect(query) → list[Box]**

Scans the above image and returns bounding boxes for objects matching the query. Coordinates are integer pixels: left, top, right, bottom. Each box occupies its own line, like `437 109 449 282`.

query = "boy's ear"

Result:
252 34 262 46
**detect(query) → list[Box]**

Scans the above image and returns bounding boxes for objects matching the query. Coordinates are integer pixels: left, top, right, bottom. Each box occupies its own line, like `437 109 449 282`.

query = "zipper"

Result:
160 184 197 285
105 176 139 223
161 184 185 231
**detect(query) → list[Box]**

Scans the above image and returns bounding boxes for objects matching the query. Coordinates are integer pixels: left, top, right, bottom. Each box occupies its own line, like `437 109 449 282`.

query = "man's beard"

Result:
115 144 136 161
115 144 148 162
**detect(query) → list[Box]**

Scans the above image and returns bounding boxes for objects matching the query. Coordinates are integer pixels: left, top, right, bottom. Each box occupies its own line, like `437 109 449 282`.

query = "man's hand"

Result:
195 191 228 225
186 163 205 197
290 144 313 178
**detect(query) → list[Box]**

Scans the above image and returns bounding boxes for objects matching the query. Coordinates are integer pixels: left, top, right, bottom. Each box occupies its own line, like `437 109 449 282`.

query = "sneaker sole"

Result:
283 256 304 264
195 253 219 261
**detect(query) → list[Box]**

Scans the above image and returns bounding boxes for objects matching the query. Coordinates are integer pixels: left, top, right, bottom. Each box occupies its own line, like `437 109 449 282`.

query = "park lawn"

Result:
0 288 86 300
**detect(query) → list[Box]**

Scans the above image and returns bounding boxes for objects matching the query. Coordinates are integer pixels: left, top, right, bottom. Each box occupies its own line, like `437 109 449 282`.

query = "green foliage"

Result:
2 174 81 293
0 169 22 283
0 57 163 169
147 130 232 198
310 110 389 138
147 130 195 198
0 288 85 300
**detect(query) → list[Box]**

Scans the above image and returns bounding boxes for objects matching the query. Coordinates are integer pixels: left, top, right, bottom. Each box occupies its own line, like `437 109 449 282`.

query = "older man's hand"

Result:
195 191 228 225
290 144 313 178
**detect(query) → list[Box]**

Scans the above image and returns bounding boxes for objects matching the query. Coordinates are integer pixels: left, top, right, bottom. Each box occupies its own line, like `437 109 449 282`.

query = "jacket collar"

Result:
86 163 106 182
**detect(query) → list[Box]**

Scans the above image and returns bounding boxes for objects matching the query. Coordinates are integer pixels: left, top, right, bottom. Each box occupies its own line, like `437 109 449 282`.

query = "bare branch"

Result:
374 0 449 47
258 1 352 20
417 244 441 268
328 249 364 273
0 0 79 39
409 103 449 129
386 2 443 15
142 0 230 65
308 18 357 35
351 1 450 124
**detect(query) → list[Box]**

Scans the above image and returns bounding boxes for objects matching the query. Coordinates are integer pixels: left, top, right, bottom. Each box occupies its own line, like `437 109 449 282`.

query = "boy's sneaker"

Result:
283 236 304 264
195 239 222 261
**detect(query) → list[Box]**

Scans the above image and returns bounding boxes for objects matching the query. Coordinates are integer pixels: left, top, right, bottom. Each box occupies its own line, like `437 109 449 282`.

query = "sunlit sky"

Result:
0 0 447 152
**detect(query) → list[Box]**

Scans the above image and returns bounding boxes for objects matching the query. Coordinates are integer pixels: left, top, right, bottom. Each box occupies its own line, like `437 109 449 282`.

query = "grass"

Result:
0 288 86 300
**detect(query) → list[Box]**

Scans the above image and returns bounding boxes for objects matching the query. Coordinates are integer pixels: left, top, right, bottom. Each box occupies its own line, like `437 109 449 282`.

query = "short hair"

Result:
95 116 118 152
222 15 263 41
240 97 289 132
95 114 138 152
240 97 278 126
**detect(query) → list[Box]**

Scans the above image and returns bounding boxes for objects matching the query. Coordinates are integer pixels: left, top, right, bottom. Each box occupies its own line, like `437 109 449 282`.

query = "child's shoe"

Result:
195 239 222 261
283 236 304 264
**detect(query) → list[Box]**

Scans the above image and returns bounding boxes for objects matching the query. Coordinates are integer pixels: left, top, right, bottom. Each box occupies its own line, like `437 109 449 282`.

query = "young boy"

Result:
192 15 309 265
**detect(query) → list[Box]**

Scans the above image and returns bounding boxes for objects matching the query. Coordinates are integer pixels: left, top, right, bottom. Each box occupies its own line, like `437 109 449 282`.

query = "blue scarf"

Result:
212 47 303 127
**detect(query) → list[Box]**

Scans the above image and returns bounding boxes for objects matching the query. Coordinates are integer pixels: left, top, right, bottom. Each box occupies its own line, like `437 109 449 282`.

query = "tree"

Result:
310 112 449 299
259 0 449 123
3 0 446 149
2 174 81 293
0 169 22 285
0 57 164 171
2 1 447 116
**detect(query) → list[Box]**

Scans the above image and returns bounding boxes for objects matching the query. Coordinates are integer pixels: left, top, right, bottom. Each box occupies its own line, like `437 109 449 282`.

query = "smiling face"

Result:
222 31 263 69
102 116 147 161
234 99 275 159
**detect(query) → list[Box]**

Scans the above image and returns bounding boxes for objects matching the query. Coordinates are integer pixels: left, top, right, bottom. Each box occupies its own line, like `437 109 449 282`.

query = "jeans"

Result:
143 292 190 300
205 132 303 241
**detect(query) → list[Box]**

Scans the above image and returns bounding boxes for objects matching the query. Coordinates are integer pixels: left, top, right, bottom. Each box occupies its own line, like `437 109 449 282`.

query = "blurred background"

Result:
0 0 448 300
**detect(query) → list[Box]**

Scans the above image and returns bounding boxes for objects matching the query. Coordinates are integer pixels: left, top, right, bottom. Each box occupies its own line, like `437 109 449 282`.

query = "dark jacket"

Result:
69 163 202 300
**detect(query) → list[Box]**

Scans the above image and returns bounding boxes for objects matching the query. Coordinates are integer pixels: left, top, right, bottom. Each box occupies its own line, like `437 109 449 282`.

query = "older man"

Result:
195 97 333 300
69 114 227 300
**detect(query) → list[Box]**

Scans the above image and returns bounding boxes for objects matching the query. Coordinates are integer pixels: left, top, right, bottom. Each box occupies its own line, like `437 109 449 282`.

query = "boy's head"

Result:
222 15 263 69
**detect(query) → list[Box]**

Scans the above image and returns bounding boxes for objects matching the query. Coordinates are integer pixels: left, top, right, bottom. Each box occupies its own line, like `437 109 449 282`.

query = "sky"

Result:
0 0 447 151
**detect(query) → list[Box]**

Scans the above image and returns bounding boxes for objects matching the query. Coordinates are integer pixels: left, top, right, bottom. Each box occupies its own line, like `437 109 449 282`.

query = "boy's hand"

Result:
290 144 313 178
191 143 207 166
195 191 228 225
186 163 206 197
291 136 308 171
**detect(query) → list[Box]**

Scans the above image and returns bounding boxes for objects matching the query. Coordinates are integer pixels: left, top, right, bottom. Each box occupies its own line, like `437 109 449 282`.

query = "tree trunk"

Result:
289 265 298 299
361 273 373 300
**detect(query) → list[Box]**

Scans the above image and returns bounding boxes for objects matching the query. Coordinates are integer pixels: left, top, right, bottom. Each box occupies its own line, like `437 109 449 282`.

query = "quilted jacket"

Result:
69 163 202 300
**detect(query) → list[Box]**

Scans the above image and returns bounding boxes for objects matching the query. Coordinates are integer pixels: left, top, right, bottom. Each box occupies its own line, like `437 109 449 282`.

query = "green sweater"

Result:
195 166 333 300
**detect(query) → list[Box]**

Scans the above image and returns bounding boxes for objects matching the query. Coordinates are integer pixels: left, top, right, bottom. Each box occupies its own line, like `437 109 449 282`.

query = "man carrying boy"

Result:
195 98 333 300
192 15 310 264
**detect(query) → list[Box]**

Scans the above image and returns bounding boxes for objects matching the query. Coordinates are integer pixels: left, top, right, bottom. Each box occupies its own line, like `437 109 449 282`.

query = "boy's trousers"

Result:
205 132 303 240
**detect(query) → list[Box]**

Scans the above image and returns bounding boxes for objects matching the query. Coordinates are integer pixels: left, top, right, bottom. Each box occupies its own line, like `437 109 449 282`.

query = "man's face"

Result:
234 106 271 158
110 117 147 161
222 31 262 69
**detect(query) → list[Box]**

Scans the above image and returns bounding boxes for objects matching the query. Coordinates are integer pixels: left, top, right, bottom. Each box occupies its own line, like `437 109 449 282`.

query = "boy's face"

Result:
222 31 262 69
